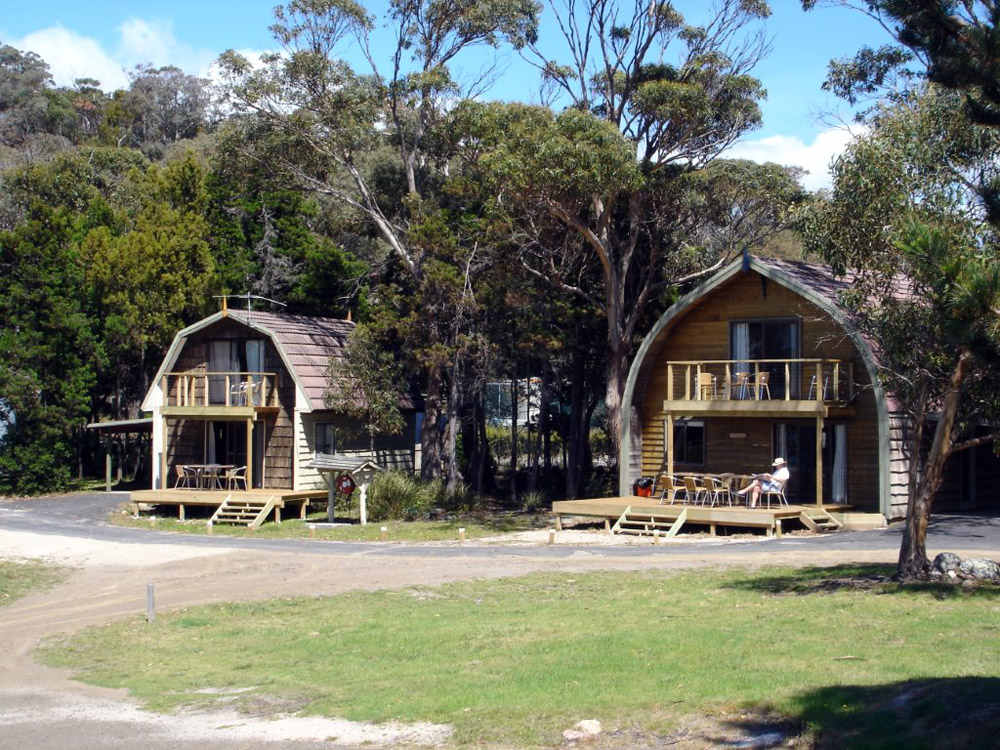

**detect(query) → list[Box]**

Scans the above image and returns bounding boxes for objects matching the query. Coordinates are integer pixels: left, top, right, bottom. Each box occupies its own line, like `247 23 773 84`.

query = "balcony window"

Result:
730 319 800 398
208 339 265 404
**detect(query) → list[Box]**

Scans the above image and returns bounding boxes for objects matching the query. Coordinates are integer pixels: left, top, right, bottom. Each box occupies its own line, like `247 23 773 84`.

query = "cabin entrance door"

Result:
207 421 265 488
774 422 848 504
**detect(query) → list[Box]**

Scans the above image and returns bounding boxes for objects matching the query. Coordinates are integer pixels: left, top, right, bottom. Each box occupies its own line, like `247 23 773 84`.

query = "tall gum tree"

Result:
217 0 540 479
456 0 807 470
797 86 1000 578
802 1 1000 578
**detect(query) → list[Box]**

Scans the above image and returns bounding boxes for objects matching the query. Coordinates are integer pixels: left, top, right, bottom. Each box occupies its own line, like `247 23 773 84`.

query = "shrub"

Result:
366 470 436 522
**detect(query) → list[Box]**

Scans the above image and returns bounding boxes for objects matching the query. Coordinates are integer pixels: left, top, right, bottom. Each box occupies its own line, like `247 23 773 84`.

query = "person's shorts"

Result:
762 480 781 492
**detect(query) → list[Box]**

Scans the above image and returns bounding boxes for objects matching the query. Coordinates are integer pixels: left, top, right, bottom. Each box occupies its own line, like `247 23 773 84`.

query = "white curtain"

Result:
832 424 847 503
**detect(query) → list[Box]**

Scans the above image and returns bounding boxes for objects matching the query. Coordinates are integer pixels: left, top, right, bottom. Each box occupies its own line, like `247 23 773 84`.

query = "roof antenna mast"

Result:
213 294 287 324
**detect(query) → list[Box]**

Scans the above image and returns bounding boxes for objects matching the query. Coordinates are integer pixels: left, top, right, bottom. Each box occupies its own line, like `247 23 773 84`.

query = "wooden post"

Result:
380 526 388 541
548 529 555 546
309 523 316 539
816 414 824 507
784 361 791 400
358 477 368 526
815 362 823 402
160 418 168 490
245 418 254 490
179 504 185 521
105 452 112 493
146 583 155 623
458 527 466 544
206 520 213 535
667 364 674 401
666 414 675 480
327 474 335 523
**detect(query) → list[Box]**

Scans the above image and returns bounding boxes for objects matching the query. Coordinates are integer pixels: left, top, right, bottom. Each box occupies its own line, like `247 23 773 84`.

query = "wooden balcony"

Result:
662 359 854 417
159 371 280 419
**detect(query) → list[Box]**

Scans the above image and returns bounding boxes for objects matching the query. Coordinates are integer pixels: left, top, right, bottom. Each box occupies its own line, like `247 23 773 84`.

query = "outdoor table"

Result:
182 464 235 490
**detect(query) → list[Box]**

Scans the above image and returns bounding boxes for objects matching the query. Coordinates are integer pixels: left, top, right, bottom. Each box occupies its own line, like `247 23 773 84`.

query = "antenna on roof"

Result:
213 294 287 323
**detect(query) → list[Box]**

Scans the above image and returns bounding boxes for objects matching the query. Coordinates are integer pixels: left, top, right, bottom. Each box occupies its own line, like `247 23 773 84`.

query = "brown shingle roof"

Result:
227 311 420 411
228 311 352 410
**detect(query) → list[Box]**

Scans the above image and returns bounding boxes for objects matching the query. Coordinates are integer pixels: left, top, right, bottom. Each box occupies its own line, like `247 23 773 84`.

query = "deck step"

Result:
798 508 843 533
210 494 279 529
612 507 688 537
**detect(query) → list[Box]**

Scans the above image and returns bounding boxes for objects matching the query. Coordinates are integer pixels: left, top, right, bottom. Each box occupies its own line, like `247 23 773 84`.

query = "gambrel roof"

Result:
143 310 419 412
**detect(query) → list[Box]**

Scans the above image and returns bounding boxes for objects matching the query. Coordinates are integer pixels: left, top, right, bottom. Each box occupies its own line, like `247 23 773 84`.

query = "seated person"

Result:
737 457 789 507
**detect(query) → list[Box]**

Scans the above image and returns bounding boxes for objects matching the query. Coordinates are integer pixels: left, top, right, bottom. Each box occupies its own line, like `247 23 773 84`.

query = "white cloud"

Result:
11 18 220 91
726 127 864 192
13 26 129 90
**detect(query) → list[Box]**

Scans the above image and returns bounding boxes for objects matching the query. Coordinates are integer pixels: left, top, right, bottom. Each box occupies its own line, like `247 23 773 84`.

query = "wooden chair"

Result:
225 465 248 491
704 475 733 507
174 465 196 489
657 474 684 505
682 475 707 505
697 372 717 400
753 371 771 400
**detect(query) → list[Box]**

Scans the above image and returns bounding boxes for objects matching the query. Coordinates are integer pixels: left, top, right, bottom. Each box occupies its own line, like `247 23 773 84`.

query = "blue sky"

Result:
1 1 895 190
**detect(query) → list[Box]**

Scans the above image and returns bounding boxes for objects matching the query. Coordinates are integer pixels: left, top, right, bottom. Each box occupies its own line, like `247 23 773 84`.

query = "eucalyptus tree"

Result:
455 0 806 466
798 85 1000 578
217 0 540 479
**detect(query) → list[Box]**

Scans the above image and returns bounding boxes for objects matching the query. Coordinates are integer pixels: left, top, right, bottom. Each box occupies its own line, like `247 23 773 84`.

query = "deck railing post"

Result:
784 361 791 401
667 364 674 401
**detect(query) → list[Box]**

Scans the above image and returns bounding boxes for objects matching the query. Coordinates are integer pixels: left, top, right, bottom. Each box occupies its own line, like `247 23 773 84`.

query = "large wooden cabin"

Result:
141 309 421 495
619 255 1000 519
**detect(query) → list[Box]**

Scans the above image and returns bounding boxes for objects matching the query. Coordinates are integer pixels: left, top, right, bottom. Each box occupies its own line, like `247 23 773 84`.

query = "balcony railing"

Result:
664 359 853 403
161 371 280 409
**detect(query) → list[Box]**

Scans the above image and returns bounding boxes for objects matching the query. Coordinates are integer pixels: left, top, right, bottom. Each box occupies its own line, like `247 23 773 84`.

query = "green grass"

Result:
109 508 549 542
38 565 1000 748
0 559 68 607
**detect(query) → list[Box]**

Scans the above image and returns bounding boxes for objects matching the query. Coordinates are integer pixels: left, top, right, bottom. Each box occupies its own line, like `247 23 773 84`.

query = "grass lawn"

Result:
109 508 549 542
0 559 67 607
39 565 1000 749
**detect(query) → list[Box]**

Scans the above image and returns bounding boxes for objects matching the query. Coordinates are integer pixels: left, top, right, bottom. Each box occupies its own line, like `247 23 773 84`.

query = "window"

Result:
315 423 336 455
672 419 704 465
730 319 801 398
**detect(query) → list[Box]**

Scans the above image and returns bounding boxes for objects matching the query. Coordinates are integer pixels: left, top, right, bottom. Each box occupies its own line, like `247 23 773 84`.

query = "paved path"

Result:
0 493 997 749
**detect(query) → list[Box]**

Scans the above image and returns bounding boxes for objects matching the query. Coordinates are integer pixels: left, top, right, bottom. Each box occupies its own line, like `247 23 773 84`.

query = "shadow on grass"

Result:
723 564 1000 599
719 677 1000 750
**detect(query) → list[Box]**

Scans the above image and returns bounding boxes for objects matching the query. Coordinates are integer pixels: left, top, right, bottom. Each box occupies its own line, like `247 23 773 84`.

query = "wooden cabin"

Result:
620 255 1000 520
142 309 421 494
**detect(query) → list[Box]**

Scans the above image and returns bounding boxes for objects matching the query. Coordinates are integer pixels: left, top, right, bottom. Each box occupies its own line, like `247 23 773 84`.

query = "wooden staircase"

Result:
210 494 279 529
611 506 688 537
798 507 843 533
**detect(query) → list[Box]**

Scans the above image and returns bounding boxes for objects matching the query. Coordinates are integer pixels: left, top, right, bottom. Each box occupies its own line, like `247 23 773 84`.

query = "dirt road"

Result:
0 494 995 749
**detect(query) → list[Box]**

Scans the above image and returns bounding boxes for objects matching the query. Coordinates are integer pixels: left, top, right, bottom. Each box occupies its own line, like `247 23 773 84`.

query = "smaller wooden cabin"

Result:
621 255 1000 519
142 309 421 492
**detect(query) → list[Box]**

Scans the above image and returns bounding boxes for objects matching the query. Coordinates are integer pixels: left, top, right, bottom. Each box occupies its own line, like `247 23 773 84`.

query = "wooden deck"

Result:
552 496 853 537
131 488 328 521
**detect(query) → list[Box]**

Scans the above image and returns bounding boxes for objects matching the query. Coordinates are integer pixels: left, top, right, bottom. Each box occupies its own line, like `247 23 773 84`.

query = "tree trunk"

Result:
509 374 518 503
445 367 462 494
603 266 629 487
420 364 444 481
897 348 973 578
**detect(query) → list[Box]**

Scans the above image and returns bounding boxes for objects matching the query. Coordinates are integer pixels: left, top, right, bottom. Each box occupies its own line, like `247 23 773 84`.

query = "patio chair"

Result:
174 465 196 490
225 465 248 491
753 371 771 400
807 373 829 401
761 479 789 508
657 474 684 505
682 475 708 505
704 475 733 507
731 371 751 399
697 372 717 400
